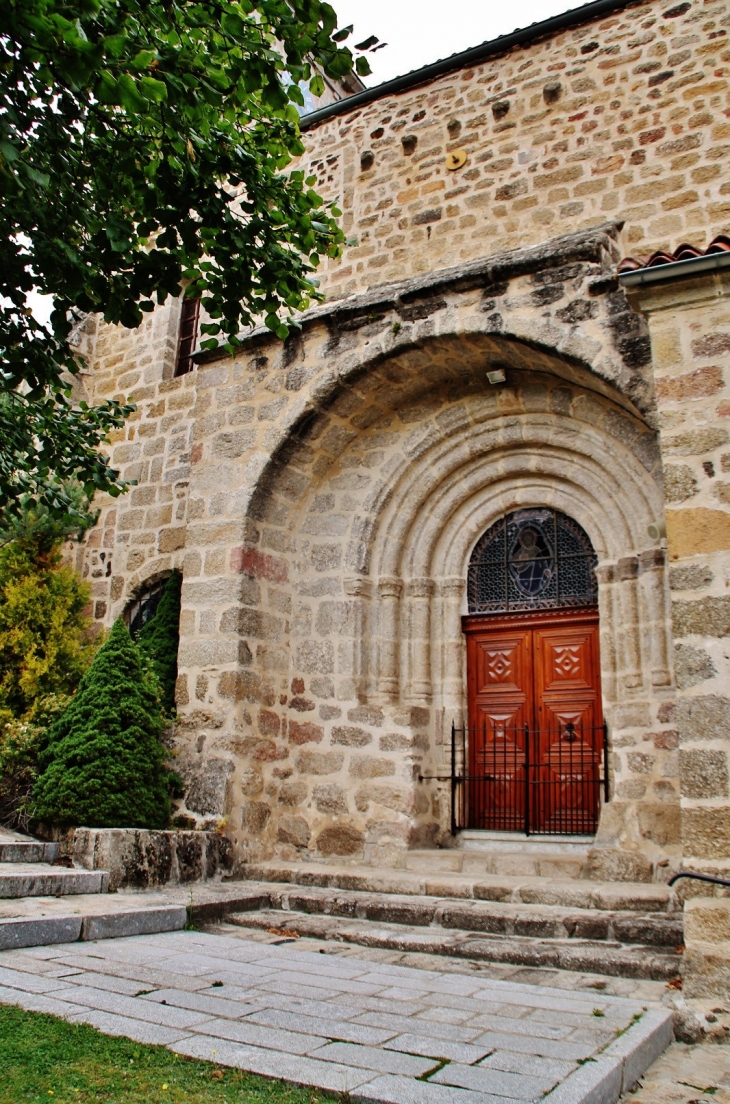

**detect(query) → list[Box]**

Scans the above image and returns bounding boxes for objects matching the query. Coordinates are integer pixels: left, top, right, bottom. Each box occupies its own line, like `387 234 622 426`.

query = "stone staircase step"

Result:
0 902 186 951
0 841 58 864
0 863 108 899
240 861 677 914
404 849 587 879
225 907 681 981
456 831 592 854
227 882 683 948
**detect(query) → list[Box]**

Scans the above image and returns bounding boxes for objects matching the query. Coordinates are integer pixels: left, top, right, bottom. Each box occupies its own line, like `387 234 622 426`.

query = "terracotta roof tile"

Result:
618 233 730 273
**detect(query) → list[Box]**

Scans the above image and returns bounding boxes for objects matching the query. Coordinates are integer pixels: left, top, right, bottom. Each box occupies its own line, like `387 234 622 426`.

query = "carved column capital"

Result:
377 575 403 599
344 575 372 598
406 577 434 599
439 576 466 599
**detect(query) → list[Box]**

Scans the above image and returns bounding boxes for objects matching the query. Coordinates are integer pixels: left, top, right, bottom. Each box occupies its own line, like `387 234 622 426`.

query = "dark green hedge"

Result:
33 619 171 828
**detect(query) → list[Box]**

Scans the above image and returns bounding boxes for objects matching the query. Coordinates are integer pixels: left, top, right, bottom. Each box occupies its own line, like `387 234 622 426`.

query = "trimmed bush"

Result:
137 570 181 714
33 620 170 828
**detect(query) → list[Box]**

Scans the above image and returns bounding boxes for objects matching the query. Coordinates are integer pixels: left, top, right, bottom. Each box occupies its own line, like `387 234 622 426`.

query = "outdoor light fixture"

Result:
487 368 506 384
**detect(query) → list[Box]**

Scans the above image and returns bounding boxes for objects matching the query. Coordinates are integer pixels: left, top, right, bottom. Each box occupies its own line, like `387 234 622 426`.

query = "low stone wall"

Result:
72 828 233 892
683 896 730 999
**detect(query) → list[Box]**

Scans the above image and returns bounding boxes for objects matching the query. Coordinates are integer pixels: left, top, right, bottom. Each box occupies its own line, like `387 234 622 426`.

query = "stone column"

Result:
595 562 617 705
639 549 672 688
376 576 402 699
617 556 643 691
343 576 372 699
407 577 434 701
439 576 466 718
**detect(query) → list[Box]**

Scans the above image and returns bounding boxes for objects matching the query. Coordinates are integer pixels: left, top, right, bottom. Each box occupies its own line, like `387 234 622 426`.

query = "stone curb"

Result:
0 905 186 951
541 1057 623 1104
81 906 187 942
542 1007 674 1103
600 1008 675 1093
0 916 82 952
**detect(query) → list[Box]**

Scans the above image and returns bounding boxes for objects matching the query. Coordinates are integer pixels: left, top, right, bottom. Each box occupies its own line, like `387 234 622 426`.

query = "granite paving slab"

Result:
0 929 673 1104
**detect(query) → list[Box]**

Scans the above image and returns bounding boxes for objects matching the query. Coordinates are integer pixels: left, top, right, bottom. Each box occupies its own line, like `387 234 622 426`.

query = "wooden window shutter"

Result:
175 296 201 376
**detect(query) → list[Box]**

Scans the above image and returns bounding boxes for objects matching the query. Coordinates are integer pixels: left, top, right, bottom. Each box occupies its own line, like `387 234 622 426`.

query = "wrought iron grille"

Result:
449 720 610 837
125 579 168 639
467 508 598 614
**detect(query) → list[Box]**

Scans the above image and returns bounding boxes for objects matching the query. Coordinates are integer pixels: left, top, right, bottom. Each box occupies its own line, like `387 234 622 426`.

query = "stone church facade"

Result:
74 0 730 887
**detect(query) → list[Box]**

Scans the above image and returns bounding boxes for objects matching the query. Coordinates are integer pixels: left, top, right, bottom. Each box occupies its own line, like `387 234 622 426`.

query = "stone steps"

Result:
240 860 678 914
0 840 58 864
404 848 588 880
226 882 683 948
0 862 108 898
226 905 681 981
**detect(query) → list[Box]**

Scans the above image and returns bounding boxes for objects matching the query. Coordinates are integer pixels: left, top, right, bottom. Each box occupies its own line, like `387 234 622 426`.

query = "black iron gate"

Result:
449 720 610 836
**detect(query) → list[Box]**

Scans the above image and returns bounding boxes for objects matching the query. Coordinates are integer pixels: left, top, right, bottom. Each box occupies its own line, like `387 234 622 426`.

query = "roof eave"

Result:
300 0 639 131
618 251 730 287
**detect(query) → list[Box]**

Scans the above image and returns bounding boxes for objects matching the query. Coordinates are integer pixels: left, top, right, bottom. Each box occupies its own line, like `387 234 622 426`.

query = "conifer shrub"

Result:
136 570 182 715
33 620 171 829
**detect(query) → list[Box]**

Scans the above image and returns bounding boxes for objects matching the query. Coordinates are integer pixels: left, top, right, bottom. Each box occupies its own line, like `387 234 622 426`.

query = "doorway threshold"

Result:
457 829 594 854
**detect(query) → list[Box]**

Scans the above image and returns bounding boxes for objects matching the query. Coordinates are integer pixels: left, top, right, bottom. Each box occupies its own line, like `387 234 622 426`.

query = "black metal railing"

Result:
449 720 610 837
668 871 730 889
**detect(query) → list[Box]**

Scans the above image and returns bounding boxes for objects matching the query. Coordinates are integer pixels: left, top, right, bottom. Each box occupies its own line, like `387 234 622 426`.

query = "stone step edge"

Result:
225 909 682 982
0 904 187 951
215 882 683 947
238 863 679 913
0 842 58 864
0 867 110 898
543 1009 673 1103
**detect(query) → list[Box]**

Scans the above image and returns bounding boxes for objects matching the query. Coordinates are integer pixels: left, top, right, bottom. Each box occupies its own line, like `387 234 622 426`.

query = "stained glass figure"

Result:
467 508 597 614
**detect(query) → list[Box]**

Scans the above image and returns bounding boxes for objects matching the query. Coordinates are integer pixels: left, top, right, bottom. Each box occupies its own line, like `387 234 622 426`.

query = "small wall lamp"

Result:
487 368 507 385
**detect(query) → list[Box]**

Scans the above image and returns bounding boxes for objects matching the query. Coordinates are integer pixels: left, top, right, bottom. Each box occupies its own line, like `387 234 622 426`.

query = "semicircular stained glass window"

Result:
467 508 598 614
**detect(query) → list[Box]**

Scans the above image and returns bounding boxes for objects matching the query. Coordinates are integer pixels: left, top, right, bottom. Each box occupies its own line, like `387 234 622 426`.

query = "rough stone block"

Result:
684 897 730 944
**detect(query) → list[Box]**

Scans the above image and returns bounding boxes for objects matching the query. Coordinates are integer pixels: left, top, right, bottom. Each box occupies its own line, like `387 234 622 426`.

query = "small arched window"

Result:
467 508 598 615
125 579 168 639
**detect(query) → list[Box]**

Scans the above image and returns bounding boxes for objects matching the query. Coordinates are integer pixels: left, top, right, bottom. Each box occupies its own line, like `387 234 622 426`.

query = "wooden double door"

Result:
462 608 604 834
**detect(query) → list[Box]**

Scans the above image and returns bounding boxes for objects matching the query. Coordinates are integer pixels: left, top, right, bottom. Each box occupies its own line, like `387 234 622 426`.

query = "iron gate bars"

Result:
450 720 610 836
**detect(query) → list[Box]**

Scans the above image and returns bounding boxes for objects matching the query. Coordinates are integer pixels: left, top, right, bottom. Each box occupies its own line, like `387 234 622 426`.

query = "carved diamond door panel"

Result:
533 622 600 736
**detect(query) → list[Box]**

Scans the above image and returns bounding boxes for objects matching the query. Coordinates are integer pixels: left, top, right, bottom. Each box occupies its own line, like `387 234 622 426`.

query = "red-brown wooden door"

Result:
463 608 603 833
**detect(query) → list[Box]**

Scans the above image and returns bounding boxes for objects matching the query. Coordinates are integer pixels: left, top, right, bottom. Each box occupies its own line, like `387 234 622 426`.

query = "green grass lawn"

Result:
0 1005 328 1104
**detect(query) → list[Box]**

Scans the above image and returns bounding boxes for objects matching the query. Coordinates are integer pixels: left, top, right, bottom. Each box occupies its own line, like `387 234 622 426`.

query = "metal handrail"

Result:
668 871 730 889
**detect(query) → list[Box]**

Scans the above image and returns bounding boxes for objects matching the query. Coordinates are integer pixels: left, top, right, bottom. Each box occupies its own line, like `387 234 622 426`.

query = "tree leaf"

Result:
139 76 167 103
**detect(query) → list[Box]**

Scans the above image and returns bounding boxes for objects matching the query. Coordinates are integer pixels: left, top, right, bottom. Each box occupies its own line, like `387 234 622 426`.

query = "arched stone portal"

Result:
149 226 681 881
220 339 675 876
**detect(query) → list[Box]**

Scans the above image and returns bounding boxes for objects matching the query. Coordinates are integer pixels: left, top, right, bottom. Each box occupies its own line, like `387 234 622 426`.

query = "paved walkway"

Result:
0 928 674 1103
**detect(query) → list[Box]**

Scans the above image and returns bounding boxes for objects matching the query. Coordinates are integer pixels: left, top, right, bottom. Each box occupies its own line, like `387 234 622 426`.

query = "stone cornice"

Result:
194 221 624 366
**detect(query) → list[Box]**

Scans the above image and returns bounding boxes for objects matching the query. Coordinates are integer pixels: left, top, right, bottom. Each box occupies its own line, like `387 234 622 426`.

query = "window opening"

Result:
125 579 168 639
467 508 598 614
175 296 200 377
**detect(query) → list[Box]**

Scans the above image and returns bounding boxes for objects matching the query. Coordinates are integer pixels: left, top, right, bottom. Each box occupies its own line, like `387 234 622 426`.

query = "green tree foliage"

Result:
1 0 374 527
33 619 171 828
0 497 98 827
137 570 182 715
0 530 95 728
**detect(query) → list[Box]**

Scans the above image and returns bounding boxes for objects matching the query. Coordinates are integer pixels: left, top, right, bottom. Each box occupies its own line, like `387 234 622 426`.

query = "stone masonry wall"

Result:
626 268 730 882
303 0 730 302
68 0 730 871
76 224 682 874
